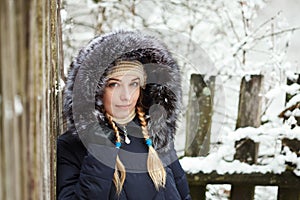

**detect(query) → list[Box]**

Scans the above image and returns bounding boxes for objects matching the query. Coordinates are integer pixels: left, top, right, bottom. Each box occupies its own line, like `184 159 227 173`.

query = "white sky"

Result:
256 0 300 65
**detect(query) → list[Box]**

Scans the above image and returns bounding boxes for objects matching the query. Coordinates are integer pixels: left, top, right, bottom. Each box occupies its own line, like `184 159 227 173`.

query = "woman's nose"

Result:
120 87 131 101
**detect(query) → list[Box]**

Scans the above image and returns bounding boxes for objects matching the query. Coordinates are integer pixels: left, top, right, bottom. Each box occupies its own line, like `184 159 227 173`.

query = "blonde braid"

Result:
106 113 126 195
136 106 166 190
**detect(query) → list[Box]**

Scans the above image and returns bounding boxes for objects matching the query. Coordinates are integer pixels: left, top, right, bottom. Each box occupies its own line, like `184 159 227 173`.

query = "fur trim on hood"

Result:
63 30 182 152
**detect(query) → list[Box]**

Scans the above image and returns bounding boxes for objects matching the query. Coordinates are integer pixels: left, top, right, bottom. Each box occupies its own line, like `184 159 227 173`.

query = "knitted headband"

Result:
106 60 147 87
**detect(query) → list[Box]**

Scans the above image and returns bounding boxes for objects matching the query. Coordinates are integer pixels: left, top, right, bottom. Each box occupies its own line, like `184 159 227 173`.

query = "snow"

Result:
286 93 300 108
286 116 297 126
265 86 283 99
14 95 23 116
181 156 286 174
180 124 300 176
294 108 300 117
55 78 66 95
286 70 300 81
265 82 300 101
285 83 300 95
244 74 252 82
60 9 67 22
3 96 24 118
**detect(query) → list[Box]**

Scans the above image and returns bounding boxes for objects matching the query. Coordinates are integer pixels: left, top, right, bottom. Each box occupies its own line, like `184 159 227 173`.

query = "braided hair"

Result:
106 113 126 195
136 106 166 190
106 106 166 195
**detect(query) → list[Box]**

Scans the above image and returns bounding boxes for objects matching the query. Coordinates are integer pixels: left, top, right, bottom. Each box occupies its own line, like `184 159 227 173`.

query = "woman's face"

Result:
103 75 141 119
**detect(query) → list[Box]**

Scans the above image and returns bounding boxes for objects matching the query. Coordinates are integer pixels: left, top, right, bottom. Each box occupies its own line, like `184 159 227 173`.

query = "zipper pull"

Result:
123 126 131 144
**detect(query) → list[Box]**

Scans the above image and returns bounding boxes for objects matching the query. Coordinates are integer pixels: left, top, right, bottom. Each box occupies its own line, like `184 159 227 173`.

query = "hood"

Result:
63 30 182 152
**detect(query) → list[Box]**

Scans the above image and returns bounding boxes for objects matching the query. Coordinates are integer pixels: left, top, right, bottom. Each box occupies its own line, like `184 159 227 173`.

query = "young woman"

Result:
57 30 191 199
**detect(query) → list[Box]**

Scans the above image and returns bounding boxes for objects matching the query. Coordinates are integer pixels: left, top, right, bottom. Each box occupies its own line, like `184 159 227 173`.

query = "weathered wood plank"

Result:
233 75 264 199
189 184 206 200
1 1 21 199
231 184 255 200
0 0 63 199
185 74 214 157
234 138 259 165
236 75 264 129
187 171 300 187
187 171 300 199
277 187 300 200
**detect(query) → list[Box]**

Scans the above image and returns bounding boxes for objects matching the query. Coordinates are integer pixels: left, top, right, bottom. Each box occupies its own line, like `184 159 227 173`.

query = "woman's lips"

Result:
116 104 131 109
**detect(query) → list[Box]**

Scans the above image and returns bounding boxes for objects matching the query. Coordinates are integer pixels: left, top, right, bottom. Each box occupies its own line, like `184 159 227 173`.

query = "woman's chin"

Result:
112 111 130 119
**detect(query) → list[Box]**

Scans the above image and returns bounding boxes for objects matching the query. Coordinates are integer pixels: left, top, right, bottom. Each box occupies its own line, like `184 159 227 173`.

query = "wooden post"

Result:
231 184 255 200
277 187 300 200
236 75 264 129
0 0 63 199
232 75 264 200
234 138 259 165
189 185 206 200
186 174 207 200
185 74 215 157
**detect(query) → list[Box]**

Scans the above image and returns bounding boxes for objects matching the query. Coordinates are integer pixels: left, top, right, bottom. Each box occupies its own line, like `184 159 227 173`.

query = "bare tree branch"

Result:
254 27 300 41
224 5 241 42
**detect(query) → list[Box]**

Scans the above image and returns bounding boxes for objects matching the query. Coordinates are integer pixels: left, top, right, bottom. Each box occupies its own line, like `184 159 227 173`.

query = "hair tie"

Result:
145 138 152 146
115 141 121 148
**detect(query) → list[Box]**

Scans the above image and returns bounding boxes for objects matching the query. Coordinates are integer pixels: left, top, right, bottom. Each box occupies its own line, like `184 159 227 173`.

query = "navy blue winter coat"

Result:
57 122 191 199
57 30 191 199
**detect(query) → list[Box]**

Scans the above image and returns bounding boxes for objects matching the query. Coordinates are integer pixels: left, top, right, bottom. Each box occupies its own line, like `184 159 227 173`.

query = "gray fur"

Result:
63 30 182 152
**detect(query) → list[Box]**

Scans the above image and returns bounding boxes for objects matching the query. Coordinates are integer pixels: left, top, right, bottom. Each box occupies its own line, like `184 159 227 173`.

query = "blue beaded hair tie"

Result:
115 141 121 148
145 138 152 146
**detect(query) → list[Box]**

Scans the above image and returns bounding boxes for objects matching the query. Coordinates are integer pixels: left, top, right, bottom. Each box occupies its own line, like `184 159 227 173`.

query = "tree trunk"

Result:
0 0 63 199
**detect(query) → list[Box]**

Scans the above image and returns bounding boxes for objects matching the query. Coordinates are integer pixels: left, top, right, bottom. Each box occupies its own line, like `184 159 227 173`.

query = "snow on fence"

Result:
182 74 300 200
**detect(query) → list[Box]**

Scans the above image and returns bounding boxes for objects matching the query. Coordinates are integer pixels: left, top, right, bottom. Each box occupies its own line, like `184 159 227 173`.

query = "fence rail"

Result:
187 171 300 200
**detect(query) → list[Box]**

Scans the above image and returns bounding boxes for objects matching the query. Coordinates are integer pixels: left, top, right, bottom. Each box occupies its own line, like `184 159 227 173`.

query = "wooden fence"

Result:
185 74 300 200
0 0 63 199
187 171 300 200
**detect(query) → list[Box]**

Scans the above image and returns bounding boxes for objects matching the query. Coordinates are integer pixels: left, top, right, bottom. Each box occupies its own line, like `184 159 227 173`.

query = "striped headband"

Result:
106 60 147 87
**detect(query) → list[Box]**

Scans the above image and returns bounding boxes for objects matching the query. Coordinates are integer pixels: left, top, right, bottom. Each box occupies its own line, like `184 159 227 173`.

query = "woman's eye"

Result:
130 82 140 87
107 82 119 88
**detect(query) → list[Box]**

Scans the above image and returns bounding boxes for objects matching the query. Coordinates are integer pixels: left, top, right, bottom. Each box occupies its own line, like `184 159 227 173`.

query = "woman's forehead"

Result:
108 75 140 82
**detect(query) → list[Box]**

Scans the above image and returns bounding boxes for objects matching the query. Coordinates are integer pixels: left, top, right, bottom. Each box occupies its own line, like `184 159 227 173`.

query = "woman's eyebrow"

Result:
131 78 140 82
108 78 121 82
